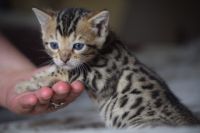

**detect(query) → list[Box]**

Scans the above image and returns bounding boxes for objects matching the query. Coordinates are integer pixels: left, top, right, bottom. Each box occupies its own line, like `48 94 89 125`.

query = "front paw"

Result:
15 80 40 94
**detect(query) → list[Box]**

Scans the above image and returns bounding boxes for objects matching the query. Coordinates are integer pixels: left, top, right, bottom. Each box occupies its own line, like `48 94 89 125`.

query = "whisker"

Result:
83 63 91 72
38 59 54 67
83 63 89 73
80 65 83 74
82 64 87 73
78 67 81 74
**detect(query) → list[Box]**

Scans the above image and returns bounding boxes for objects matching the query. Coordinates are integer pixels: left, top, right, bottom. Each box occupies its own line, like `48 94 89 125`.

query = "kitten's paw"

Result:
15 80 40 94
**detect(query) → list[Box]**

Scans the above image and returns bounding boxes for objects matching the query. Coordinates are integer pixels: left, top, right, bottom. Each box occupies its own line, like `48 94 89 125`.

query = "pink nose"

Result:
61 57 70 63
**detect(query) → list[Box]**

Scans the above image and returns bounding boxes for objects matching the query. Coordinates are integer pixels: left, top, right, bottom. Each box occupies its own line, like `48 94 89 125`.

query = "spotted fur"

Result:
16 8 200 128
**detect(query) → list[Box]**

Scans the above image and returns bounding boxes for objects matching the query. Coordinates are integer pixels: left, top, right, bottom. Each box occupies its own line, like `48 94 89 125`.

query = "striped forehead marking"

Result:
56 8 90 36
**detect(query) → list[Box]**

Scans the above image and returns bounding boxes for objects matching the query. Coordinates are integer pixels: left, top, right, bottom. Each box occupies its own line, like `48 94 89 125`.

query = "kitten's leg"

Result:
15 66 69 93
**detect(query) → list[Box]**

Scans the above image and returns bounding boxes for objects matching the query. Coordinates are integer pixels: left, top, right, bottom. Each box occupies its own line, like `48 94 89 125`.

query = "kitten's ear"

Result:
88 10 109 36
32 8 52 28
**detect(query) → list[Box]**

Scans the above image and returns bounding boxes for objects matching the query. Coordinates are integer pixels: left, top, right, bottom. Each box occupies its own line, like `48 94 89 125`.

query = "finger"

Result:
32 87 54 114
52 81 71 102
17 93 38 114
31 103 49 114
71 81 85 93
35 87 53 104
63 81 84 104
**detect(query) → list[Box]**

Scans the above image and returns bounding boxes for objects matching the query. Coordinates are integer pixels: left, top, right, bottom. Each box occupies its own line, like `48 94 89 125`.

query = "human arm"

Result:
0 34 84 114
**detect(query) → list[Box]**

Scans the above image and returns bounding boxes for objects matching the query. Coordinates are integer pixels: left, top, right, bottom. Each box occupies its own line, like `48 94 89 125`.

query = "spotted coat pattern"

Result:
16 8 200 128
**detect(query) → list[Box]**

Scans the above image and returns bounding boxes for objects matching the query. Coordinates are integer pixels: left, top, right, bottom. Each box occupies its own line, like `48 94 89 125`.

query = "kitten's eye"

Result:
73 43 85 50
50 42 59 49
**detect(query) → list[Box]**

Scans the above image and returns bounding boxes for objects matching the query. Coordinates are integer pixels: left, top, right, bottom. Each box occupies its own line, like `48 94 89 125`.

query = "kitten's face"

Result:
33 8 109 70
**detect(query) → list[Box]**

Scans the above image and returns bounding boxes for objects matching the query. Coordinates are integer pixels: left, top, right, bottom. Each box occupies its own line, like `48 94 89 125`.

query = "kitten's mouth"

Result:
54 61 75 70
63 61 82 71
63 63 76 70
54 59 83 70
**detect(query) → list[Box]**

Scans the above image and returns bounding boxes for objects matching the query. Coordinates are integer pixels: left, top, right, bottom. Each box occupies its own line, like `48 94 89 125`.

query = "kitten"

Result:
16 8 200 128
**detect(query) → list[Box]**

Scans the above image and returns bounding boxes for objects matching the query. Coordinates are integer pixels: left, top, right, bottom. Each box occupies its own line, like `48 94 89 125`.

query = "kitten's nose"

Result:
61 57 70 63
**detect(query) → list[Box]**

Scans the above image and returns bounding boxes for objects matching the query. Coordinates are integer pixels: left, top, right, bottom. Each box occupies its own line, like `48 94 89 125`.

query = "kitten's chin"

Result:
57 63 79 71
53 59 82 70
54 60 74 70
63 65 75 70
55 63 76 70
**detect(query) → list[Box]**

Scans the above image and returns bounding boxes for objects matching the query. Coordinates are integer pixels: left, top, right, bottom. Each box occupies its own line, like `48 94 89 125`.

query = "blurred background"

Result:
0 0 200 65
0 0 200 132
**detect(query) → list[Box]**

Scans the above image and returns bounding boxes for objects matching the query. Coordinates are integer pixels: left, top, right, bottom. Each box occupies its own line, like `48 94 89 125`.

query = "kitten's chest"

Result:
83 51 133 100
85 67 117 95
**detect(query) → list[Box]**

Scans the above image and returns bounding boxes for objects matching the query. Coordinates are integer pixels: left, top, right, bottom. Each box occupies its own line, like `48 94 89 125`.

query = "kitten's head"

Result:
33 8 109 70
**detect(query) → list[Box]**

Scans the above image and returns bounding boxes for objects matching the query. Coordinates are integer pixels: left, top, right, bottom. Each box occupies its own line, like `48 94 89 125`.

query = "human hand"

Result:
0 68 84 115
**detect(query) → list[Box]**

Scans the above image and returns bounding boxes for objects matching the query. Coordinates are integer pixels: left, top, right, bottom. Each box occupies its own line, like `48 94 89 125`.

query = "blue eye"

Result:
73 43 85 50
50 42 59 49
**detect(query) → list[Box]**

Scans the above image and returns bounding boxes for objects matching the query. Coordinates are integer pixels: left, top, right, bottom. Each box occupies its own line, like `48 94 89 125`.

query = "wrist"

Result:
0 68 36 108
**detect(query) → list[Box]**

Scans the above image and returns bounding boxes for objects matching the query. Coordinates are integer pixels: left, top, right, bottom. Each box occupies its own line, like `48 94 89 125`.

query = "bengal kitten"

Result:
16 8 200 128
